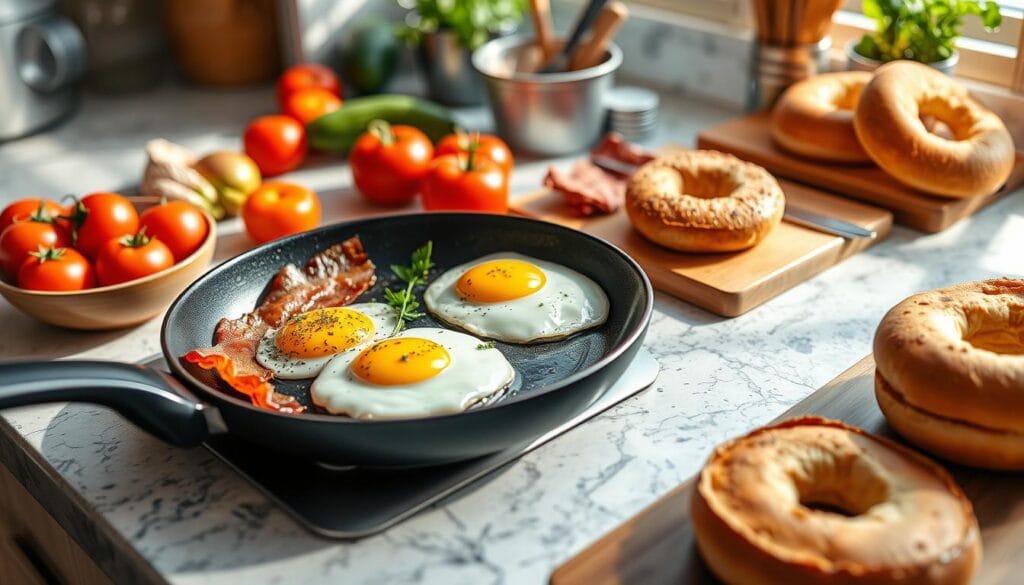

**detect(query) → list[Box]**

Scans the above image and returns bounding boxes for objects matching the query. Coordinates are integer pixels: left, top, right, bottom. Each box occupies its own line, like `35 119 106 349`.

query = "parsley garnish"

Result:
476 341 496 350
385 241 434 334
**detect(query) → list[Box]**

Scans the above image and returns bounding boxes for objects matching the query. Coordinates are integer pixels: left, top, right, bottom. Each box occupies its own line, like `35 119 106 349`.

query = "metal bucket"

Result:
472 35 622 156
416 31 485 106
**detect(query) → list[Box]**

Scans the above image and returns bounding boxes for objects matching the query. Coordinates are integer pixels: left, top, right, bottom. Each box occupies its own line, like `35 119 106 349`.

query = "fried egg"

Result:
423 252 609 343
255 303 398 379
311 328 515 420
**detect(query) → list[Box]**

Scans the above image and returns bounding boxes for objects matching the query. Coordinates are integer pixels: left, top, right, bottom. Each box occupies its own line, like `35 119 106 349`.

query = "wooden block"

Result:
697 112 1024 233
512 179 892 317
550 355 1024 585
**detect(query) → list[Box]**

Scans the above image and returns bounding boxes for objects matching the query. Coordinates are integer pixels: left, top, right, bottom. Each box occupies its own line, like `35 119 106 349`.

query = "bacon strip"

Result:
185 237 376 413
543 133 657 216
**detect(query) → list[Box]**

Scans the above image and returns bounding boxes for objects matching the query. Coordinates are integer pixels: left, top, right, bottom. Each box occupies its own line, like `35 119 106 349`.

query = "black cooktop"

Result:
143 350 658 539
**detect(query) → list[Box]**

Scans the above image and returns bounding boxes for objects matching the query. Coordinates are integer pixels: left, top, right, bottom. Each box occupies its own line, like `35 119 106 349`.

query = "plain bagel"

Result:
874 278 1024 469
854 60 1015 198
625 151 785 253
691 416 981 585
771 71 873 163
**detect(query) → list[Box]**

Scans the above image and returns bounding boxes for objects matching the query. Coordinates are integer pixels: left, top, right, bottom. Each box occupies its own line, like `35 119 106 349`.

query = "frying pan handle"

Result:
0 361 216 447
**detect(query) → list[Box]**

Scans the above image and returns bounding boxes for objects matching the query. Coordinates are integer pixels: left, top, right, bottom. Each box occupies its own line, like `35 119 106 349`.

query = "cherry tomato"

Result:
0 211 71 276
94 230 175 286
276 64 341 110
66 192 140 261
349 121 434 206
283 87 342 125
17 247 95 291
435 133 514 175
244 115 308 177
242 182 321 244
0 199 64 234
139 200 209 262
421 153 509 213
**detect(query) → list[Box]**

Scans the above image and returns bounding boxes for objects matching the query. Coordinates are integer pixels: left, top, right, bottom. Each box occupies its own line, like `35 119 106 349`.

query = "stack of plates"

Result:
606 86 659 142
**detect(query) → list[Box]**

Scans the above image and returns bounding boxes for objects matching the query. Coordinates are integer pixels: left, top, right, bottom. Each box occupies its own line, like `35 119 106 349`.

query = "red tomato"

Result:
276 64 341 109
94 231 175 286
283 87 342 125
0 199 64 234
0 217 71 276
349 122 434 206
421 154 509 213
435 133 514 175
139 200 209 262
242 182 321 243
244 115 308 176
17 247 95 291
67 192 140 261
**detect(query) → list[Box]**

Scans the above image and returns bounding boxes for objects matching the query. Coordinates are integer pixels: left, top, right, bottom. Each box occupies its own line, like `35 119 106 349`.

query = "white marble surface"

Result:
1 81 1022 585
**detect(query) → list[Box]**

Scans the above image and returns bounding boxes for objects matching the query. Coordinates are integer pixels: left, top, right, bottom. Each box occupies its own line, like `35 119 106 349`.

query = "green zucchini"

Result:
308 95 456 152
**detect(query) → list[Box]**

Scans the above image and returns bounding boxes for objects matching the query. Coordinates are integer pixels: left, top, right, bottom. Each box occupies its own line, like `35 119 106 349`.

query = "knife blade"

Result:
589 154 876 240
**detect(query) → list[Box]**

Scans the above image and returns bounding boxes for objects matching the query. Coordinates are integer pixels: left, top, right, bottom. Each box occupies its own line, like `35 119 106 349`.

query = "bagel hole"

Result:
677 168 740 199
918 98 971 141
792 448 890 518
801 499 857 517
963 305 1024 355
833 85 861 111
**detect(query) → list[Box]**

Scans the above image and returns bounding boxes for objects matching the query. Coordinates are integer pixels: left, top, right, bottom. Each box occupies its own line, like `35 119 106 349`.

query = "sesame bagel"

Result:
624 151 785 253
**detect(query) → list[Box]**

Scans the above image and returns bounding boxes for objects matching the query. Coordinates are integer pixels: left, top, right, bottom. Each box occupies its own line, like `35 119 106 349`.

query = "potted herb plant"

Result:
399 0 526 106
848 0 1002 75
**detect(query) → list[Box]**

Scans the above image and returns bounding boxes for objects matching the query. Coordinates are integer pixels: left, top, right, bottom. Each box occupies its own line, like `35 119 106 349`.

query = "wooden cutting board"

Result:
511 180 892 317
697 113 1024 233
550 355 1024 585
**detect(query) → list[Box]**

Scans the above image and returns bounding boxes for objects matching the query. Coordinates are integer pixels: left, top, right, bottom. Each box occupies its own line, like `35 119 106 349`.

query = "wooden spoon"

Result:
568 1 629 71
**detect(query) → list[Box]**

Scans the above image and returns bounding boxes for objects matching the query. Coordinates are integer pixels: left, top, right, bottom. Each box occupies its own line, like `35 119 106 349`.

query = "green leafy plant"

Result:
854 0 1002 64
397 0 527 50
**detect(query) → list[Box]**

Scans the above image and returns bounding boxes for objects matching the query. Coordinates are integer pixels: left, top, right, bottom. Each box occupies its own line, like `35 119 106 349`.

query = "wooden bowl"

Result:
0 213 217 330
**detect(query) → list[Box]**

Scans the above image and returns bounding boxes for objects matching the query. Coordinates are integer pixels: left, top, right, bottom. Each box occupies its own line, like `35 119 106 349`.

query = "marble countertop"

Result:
1 80 1022 585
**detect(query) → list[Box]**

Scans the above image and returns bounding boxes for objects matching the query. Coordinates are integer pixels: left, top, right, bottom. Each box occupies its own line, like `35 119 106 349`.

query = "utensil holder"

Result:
749 36 831 111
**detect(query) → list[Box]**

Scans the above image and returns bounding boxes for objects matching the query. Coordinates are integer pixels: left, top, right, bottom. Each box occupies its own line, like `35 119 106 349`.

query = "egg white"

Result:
423 252 610 343
255 302 398 380
311 328 515 420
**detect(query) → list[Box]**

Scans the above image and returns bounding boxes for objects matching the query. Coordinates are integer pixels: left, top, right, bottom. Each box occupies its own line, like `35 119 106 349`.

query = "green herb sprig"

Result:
385 241 434 334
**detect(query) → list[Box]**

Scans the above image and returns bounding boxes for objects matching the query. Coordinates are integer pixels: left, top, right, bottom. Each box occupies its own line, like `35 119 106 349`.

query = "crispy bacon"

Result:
543 133 657 216
185 237 376 413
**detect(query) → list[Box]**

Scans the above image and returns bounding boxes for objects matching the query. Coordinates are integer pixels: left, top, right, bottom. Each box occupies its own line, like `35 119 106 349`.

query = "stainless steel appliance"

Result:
0 0 86 141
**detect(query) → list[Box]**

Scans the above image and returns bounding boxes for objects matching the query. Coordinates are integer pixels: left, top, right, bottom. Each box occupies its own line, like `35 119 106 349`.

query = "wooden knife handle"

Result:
529 0 556 61
569 1 629 71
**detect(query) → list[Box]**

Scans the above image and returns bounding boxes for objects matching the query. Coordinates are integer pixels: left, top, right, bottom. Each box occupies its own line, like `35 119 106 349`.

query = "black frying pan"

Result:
0 213 652 467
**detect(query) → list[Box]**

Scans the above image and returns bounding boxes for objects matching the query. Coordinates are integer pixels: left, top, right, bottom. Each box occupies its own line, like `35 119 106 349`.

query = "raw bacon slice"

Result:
543 133 657 216
185 237 376 413
590 132 656 171
544 162 628 216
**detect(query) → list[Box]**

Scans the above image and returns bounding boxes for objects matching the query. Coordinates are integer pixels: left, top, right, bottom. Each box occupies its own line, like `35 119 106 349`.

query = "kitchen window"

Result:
634 0 1024 91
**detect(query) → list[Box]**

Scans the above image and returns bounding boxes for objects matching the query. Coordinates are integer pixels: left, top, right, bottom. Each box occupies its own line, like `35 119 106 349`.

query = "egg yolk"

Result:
275 308 375 358
455 259 547 303
351 337 451 386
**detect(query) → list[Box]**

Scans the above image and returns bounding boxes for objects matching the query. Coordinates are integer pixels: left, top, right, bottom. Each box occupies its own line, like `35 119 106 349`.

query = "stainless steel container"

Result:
472 35 622 156
749 36 830 111
416 31 485 106
0 0 86 141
